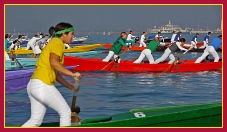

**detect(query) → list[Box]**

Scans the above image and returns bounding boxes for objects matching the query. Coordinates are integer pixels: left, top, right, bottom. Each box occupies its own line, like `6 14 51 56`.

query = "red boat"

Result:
64 56 222 73
103 42 222 52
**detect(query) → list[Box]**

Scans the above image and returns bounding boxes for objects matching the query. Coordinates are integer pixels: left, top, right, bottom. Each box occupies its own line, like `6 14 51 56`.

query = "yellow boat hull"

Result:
7 48 34 54
64 44 103 53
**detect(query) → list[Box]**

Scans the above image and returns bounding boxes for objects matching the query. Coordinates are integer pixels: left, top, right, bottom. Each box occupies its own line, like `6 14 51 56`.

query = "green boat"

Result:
35 101 222 127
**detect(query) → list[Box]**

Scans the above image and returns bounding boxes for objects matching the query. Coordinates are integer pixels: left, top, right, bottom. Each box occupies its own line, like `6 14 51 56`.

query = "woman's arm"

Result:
50 53 74 77
56 72 75 91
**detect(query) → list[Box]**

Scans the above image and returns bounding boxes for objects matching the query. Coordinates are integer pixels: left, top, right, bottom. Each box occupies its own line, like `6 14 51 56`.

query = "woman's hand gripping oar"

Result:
71 72 81 125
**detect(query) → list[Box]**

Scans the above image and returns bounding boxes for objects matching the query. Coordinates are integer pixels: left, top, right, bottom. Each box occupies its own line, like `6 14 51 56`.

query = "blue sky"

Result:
5 5 222 33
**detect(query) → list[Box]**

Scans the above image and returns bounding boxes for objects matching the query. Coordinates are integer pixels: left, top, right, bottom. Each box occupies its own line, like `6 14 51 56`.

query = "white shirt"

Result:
140 34 145 42
127 34 136 40
28 37 40 46
176 42 187 51
171 33 177 43
9 38 22 50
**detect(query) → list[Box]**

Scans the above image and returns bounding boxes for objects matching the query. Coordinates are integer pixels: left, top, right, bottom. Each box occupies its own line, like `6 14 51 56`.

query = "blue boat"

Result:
5 58 38 69
70 36 89 44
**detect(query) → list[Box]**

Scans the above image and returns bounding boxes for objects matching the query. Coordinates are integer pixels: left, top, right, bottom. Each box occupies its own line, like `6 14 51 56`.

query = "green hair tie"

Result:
54 27 74 36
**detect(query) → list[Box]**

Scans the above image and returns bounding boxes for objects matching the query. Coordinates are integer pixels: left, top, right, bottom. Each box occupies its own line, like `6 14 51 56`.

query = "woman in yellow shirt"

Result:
22 22 79 127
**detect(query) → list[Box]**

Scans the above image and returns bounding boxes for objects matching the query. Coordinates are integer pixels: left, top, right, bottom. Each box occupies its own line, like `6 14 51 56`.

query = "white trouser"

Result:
5 51 10 60
133 49 154 64
15 45 19 50
22 79 71 127
126 39 132 46
126 43 132 48
64 44 70 49
199 41 208 49
195 46 220 63
102 51 120 63
26 42 35 50
10 43 20 50
191 41 197 48
154 48 175 64
34 46 42 54
139 41 146 47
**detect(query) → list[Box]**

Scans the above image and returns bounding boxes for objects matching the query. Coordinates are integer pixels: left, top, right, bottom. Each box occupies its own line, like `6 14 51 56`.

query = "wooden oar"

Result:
71 72 81 125
164 45 194 72
101 50 128 71
10 51 23 68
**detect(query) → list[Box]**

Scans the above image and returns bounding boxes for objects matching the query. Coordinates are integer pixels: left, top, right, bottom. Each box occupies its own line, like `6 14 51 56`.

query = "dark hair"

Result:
18 35 22 39
49 26 55 37
120 32 126 37
218 35 222 38
5 34 8 39
34 35 38 37
52 22 73 37
208 32 211 35
179 38 186 42
196 33 199 35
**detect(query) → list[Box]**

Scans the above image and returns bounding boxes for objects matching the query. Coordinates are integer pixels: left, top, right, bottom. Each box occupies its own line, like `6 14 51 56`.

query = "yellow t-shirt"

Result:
31 38 65 85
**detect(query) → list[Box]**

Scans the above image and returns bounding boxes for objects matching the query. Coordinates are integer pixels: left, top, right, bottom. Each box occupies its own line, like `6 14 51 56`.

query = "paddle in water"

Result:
10 51 23 68
101 50 128 71
71 72 81 125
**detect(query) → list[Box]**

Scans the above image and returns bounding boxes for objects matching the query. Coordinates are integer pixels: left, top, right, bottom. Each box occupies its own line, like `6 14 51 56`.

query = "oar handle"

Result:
15 58 23 68
71 72 81 110
183 45 194 55
164 45 194 72
71 96 77 110
73 80 79 96
10 51 23 68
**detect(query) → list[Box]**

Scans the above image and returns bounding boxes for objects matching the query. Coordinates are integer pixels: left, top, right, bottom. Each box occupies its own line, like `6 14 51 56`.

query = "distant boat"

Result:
147 20 191 34
70 36 89 44
213 28 222 34
146 35 171 43
190 30 213 34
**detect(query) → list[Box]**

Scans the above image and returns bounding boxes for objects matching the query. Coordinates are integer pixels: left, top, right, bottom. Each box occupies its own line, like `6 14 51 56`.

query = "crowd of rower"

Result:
5 30 74 59
5 30 222 65
102 31 222 64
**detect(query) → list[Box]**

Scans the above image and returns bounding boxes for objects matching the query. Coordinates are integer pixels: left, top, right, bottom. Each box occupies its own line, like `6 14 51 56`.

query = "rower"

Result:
195 35 222 63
